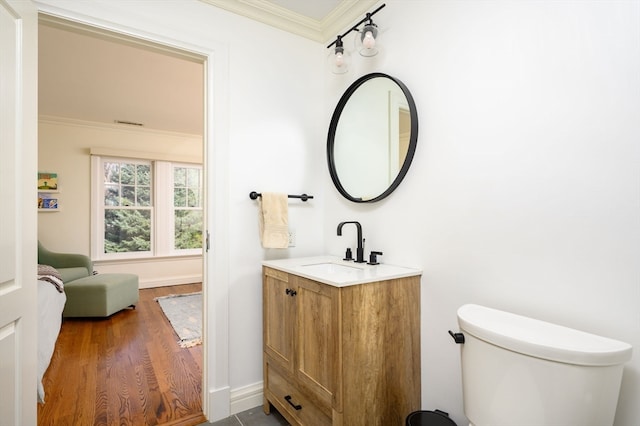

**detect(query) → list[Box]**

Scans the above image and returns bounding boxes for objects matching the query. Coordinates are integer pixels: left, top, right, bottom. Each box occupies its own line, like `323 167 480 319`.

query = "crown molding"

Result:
199 0 378 43
39 13 206 62
39 115 203 138
319 0 379 44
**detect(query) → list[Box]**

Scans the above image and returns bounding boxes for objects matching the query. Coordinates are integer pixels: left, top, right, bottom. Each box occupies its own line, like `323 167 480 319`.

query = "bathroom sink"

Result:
263 256 422 287
301 262 363 274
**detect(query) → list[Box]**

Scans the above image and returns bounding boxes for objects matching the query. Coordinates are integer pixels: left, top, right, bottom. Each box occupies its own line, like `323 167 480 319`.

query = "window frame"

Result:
91 155 203 260
170 162 204 256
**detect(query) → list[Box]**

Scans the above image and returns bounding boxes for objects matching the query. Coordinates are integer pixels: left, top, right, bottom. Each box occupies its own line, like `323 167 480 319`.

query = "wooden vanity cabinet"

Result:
263 266 421 426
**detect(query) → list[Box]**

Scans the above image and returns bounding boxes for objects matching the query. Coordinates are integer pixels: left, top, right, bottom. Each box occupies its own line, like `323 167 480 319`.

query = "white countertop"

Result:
262 255 422 287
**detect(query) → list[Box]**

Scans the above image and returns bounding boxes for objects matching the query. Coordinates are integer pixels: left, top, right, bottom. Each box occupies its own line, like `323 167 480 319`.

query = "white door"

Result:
0 0 38 424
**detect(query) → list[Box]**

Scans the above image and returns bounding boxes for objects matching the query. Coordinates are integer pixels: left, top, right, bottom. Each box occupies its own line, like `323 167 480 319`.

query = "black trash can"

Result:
406 409 457 426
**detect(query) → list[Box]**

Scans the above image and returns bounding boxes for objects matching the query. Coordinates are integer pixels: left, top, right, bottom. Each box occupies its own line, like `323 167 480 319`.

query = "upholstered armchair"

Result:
37 241 93 283
37 241 138 318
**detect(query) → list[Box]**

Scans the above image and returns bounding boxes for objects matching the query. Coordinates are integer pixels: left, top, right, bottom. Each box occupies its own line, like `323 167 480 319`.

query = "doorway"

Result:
37 13 218 423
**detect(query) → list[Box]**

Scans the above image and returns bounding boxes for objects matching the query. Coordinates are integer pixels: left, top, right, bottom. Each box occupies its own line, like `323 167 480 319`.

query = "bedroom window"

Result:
103 160 152 255
173 166 203 251
92 156 203 259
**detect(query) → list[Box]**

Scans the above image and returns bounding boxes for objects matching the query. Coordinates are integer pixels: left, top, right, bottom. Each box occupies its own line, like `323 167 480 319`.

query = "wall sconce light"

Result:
327 3 385 74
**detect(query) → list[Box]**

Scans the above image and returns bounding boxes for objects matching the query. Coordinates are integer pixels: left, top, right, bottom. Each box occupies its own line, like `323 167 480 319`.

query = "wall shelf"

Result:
38 172 60 210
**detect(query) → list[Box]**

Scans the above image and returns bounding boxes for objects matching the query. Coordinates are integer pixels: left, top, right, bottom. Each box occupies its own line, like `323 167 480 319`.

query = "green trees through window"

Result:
104 161 152 253
173 167 203 250
100 159 202 256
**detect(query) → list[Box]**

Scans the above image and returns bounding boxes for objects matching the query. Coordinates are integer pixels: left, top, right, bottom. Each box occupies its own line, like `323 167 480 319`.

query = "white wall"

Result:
324 1 640 425
38 118 204 288
223 6 326 391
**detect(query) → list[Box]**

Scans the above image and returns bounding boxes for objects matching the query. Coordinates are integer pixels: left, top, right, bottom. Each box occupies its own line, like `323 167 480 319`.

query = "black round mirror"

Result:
327 73 418 203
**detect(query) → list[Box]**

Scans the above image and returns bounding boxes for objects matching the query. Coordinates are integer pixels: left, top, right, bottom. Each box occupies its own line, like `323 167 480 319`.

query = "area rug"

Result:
156 292 202 348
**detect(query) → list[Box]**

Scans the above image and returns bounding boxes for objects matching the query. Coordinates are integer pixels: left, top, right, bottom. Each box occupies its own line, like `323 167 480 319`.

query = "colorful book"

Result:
39 198 58 209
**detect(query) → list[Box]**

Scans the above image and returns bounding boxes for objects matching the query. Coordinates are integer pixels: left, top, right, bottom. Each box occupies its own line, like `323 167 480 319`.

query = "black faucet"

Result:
337 221 365 263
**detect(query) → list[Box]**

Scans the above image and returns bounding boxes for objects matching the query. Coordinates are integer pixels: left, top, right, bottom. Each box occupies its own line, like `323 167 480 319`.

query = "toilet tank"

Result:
456 304 632 426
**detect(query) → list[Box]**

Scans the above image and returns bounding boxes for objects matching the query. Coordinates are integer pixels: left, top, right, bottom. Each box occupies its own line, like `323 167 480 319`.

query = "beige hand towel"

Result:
258 192 289 249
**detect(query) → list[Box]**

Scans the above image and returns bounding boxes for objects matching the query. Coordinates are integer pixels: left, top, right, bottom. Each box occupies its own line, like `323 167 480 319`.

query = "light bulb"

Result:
328 36 349 74
358 24 379 57
363 31 376 50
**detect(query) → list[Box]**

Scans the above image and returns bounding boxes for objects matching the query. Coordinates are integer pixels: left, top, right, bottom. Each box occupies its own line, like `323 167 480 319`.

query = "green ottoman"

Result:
63 273 139 318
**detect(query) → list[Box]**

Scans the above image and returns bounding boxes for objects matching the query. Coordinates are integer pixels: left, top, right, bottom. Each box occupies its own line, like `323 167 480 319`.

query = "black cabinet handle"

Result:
284 395 302 410
285 288 297 297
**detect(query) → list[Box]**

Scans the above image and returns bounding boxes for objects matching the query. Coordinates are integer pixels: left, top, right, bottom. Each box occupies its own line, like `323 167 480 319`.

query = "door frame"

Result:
35 5 231 421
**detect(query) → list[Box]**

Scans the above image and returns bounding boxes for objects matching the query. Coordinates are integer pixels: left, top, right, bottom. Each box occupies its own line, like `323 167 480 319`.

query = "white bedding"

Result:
37 279 66 403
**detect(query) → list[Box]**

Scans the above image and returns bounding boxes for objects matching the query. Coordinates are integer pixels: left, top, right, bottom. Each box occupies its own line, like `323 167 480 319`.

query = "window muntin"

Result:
103 160 153 254
173 165 203 251
93 157 203 259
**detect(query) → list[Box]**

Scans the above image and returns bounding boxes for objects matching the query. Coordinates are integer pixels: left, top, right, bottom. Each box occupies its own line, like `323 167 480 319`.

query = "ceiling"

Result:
38 1 378 136
39 19 206 135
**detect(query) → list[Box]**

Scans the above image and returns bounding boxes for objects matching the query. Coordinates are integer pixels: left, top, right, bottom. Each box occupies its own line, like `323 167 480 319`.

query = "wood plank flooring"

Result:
38 283 205 426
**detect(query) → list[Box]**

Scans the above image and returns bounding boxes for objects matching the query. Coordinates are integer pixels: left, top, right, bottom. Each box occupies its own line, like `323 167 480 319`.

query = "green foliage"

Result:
104 209 151 253
174 210 203 250
173 166 202 250
102 162 201 254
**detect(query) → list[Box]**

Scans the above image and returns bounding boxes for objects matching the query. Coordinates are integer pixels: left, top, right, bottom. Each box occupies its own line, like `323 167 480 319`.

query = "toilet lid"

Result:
457 304 632 366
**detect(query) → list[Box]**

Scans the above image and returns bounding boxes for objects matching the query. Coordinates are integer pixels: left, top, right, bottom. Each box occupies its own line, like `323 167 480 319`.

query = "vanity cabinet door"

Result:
293 276 341 414
263 267 295 373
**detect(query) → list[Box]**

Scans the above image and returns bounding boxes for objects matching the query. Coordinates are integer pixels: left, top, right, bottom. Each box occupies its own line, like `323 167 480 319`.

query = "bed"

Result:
37 266 66 403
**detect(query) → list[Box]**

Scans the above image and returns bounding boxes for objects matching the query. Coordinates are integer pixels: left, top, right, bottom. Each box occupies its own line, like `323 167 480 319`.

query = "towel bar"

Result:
249 191 313 202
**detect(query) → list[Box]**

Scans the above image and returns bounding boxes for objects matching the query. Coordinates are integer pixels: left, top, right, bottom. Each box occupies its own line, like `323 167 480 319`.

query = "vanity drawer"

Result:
265 362 331 426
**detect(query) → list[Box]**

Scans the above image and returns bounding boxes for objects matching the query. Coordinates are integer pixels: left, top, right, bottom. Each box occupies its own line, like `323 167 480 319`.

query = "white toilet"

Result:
455 304 632 426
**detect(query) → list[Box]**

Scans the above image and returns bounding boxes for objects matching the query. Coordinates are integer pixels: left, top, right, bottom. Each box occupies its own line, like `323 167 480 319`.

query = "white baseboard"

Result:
207 385 230 422
205 382 263 422
229 381 264 415
139 274 202 289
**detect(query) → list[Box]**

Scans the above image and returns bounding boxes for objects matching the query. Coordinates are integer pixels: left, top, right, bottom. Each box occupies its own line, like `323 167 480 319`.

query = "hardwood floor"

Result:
38 283 206 426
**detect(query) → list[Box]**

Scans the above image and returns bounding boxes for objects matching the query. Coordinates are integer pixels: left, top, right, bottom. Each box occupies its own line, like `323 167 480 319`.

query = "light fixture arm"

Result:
326 3 386 49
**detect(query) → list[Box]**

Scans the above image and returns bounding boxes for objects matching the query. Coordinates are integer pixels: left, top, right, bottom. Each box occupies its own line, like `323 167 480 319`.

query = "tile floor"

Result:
199 406 290 426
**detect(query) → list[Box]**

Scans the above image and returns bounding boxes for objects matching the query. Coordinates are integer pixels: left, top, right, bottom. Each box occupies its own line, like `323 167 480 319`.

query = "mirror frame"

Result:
327 72 418 203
